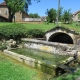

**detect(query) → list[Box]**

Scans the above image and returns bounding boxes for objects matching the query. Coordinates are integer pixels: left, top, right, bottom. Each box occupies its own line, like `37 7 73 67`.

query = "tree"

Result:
62 9 72 23
29 13 40 18
46 16 50 24
4 0 39 22
58 7 63 21
46 8 57 24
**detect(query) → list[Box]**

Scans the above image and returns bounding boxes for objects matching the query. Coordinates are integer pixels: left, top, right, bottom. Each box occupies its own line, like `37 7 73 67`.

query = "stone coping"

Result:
22 38 71 47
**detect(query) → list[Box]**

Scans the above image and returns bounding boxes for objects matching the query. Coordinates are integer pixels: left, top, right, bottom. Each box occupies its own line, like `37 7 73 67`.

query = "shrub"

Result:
0 23 27 40
26 29 45 38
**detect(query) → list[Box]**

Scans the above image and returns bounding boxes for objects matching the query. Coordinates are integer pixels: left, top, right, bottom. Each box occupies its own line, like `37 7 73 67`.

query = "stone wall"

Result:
3 49 79 75
0 6 22 22
22 38 77 56
3 49 56 75
45 27 79 44
0 6 8 18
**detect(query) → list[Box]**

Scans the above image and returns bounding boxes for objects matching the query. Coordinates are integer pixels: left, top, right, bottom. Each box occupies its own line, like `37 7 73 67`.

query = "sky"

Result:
0 0 80 16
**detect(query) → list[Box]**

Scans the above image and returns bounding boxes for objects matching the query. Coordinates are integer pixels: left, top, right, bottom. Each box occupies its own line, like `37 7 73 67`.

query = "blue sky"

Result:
0 0 80 16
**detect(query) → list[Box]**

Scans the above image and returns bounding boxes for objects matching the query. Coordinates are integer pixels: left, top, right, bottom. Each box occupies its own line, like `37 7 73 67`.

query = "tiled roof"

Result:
72 10 80 15
0 15 8 20
0 2 7 6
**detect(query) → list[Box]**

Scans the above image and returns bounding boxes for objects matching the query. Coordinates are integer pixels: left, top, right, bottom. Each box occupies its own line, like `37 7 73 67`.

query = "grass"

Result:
0 22 80 80
0 47 80 80
0 22 12 26
11 48 69 65
61 23 80 33
0 52 45 80
1 50 80 80
22 22 80 33
0 22 80 33
22 23 56 32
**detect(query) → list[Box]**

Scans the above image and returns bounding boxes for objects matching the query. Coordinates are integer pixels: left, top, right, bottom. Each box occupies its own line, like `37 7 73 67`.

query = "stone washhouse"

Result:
22 27 80 55
3 26 80 76
45 26 80 45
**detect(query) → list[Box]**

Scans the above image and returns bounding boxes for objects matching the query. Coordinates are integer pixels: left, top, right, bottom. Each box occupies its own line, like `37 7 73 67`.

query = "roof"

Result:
0 15 8 20
0 2 7 6
72 10 80 15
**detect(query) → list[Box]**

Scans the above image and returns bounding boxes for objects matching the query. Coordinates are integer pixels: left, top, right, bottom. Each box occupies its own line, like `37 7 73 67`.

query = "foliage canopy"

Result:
46 8 57 24
29 13 40 18
62 9 72 23
4 0 31 22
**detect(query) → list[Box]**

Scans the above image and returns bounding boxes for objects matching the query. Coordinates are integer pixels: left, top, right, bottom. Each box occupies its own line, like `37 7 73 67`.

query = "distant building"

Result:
41 16 47 21
72 10 80 22
0 2 41 22
0 2 26 22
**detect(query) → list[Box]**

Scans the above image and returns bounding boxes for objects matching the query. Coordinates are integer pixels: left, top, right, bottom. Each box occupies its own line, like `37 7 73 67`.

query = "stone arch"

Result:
48 32 74 44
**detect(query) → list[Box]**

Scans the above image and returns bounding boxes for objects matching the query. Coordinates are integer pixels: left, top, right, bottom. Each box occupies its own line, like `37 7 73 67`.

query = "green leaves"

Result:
4 0 31 22
26 29 45 38
46 8 57 24
62 9 72 23
0 23 27 40
29 13 40 18
6 0 25 13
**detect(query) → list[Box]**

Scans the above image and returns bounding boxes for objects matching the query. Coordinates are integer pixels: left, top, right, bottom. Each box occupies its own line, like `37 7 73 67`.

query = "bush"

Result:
0 23 27 40
26 29 45 38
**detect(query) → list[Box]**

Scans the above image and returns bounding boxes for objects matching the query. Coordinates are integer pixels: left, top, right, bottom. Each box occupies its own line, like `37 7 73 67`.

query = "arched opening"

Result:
49 33 73 44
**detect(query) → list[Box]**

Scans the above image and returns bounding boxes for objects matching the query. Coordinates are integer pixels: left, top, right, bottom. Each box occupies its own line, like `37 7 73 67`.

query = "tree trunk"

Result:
8 8 14 22
8 14 14 22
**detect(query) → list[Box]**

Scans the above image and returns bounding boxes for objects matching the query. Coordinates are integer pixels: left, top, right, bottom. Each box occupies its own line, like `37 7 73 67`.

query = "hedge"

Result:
26 29 45 38
0 23 27 40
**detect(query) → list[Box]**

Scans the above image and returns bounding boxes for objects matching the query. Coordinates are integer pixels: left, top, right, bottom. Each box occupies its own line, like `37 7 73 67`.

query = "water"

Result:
10 48 79 77
11 48 70 65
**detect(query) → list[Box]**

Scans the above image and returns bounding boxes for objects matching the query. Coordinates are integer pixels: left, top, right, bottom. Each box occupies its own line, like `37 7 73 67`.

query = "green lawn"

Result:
22 22 80 33
61 23 80 33
22 23 56 32
0 22 80 33
0 22 12 26
0 52 45 80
